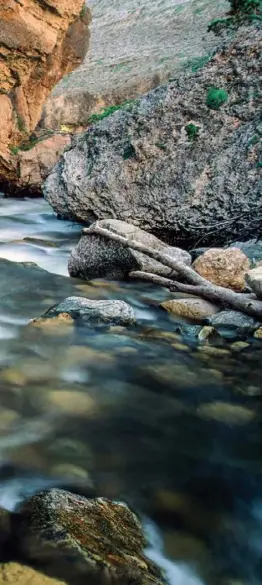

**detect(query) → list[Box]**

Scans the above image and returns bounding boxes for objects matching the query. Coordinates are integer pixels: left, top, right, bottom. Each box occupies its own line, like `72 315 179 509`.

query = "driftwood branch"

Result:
84 226 262 319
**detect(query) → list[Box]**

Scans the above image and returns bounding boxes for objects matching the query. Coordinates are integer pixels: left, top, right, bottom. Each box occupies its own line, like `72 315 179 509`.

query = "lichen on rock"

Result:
17 489 166 584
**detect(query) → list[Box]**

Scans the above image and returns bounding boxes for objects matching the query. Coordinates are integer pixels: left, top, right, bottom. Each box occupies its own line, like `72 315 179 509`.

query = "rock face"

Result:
161 298 219 321
0 0 91 185
41 297 135 326
40 0 228 130
18 489 165 585
193 247 251 292
68 219 191 281
16 133 71 194
44 26 262 246
245 266 262 298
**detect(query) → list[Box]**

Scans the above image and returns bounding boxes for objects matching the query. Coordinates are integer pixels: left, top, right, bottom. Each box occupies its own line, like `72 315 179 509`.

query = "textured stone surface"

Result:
43 297 135 326
0 563 66 585
193 248 251 292
0 0 91 184
17 134 71 194
18 489 165 584
68 219 191 281
161 298 219 321
206 310 260 338
41 0 228 130
44 26 262 246
245 266 262 298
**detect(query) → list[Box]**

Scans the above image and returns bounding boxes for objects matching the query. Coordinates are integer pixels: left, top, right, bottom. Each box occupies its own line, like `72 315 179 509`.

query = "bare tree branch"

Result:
130 271 261 318
84 227 262 319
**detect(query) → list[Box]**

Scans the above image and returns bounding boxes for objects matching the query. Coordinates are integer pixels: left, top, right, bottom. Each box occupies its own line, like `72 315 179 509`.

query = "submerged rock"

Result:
44 27 262 245
161 298 219 321
245 266 262 298
197 402 255 425
42 297 135 326
206 310 260 339
18 489 165 584
68 219 191 281
193 248 250 292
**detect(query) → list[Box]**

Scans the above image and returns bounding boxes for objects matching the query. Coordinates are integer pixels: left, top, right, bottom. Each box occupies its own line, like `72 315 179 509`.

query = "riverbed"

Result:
0 194 261 585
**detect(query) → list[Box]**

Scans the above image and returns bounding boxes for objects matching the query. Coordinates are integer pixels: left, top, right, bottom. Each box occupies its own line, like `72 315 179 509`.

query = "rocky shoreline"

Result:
0 1 262 584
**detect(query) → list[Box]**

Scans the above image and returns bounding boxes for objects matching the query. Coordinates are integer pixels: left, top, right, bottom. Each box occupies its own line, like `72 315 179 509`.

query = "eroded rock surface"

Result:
44 26 262 246
41 0 228 130
0 0 91 184
18 489 166 584
193 248 251 292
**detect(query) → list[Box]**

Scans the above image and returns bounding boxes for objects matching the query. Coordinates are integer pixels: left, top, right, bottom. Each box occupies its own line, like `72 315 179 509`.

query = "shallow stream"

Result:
0 194 261 585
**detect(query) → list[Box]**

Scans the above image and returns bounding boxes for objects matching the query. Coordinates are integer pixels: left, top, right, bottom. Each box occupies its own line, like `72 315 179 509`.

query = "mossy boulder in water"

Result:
17 489 165 584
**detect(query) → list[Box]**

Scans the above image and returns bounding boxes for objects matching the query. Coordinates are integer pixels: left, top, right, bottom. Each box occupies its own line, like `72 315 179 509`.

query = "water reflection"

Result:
0 195 261 585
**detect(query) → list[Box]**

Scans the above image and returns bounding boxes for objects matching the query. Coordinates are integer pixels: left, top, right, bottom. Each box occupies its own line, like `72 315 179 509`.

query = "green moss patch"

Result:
206 87 228 110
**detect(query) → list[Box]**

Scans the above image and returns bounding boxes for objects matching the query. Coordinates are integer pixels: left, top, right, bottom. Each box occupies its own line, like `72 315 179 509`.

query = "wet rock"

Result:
245 266 262 298
18 489 165 584
206 310 260 339
193 248 250 292
230 341 250 351
50 464 91 482
68 219 191 281
47 438 93 466
44 390 96 417
161 298 219 321
0 563 65 585
41 297 135 327
0 408 20 432
197 346 230 357
29 313 75 335
197 402 255 425
198 326 222 343
254 327 262 339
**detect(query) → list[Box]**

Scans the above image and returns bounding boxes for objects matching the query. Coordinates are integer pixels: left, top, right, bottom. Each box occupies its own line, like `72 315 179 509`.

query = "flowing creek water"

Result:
0 194 261 585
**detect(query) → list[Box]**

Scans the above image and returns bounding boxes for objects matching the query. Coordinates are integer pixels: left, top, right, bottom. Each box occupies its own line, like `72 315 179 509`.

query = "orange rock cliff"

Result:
0 0 91 184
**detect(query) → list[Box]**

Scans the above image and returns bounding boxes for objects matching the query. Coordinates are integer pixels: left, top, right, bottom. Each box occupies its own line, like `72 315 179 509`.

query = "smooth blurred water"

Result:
0 194 261 585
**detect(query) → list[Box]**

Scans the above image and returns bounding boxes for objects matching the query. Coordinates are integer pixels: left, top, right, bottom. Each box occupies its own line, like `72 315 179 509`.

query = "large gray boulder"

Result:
44 26 262 246
68 219 191 281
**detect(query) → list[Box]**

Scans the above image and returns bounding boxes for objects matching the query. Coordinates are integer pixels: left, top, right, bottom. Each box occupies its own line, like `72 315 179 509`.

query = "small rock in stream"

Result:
161 297 219 321
17 489 166 584
206 310 260 339
36 298 135 327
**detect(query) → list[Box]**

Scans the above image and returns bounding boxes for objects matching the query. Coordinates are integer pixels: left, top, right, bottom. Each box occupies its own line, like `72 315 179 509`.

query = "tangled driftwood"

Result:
84 226 262 319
